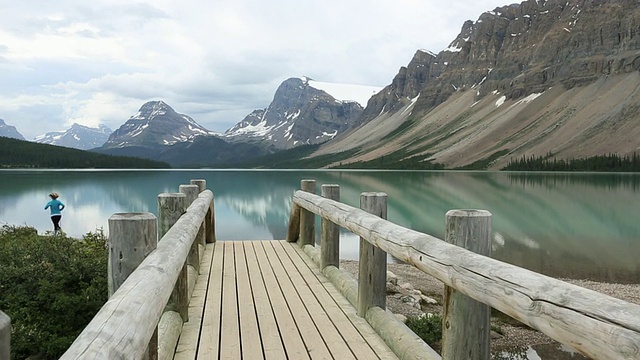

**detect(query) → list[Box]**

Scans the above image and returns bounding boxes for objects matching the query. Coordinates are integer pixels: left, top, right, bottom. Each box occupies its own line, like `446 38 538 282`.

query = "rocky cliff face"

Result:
0 119 24 140
225 77 367 149
314 0 640 169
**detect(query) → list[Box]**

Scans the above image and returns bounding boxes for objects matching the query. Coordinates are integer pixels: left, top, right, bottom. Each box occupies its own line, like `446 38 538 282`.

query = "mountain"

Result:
35 123 112 150
224 77 381 149
310 0 640 169
0 119 25 140
94 100 268 167
101 101 218 149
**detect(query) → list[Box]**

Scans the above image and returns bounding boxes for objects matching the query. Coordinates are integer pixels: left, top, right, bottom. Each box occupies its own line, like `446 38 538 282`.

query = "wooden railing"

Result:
61 179 215 360
287 179 640 360
0 310 9 360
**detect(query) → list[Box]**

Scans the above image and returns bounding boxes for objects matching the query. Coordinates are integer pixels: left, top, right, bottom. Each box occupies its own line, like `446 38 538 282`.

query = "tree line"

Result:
502 152 640 172
0 136 169 168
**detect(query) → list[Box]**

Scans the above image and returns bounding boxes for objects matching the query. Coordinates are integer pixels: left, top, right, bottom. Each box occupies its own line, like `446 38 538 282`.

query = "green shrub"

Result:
405 313 443 348
0 225 108 359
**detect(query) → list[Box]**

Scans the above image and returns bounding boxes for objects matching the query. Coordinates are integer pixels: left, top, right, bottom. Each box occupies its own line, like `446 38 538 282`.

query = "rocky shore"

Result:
340 260 640 359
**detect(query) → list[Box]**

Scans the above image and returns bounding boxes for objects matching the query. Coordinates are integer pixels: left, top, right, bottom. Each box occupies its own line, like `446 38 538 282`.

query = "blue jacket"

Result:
45 199 65 216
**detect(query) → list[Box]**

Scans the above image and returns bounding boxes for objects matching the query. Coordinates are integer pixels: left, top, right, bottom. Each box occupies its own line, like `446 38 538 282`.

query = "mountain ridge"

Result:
0 119 25 140
310 0 640 169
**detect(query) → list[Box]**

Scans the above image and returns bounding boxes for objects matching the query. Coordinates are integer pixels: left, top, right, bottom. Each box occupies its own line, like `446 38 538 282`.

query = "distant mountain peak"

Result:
102 100 218 149
0 118 25 140
225 77 378 149
35 123 112 150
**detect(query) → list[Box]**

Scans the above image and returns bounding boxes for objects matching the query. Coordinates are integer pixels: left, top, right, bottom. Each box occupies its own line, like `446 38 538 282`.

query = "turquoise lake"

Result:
1 169 639 283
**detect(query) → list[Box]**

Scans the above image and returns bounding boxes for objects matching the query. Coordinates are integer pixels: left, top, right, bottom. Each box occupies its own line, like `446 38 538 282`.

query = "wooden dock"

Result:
175 241 398 360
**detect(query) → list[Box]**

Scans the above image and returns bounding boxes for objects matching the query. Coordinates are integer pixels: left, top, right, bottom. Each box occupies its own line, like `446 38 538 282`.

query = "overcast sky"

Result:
0 0 511 139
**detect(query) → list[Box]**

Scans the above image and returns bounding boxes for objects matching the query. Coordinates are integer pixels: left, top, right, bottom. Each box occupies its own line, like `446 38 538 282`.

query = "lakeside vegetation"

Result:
0 137 170 168
502 153 640 172
0 226 107 359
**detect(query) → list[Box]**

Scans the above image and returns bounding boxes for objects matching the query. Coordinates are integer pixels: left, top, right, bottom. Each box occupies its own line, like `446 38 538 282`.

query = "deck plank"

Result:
176 240 402 359
280 241 399 360
220 242 241 359
267 241 357 360
262 241 334 360
235 242 264 359
253 241 311 360
197 242 225 360
243 242 287 360
175 244 215 360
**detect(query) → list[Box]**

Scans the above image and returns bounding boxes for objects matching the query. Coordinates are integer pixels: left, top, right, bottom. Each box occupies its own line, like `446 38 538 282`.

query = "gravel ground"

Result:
339 260 640 359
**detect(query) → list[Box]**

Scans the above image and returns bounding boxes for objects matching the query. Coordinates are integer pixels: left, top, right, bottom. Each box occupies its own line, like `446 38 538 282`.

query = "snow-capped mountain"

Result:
224 77 381 149
102 101 218 149
34 123 112 150
0 119 25 140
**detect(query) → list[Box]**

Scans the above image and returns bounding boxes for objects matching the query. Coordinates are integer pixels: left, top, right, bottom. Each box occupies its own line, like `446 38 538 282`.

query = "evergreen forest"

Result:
0 137 169 168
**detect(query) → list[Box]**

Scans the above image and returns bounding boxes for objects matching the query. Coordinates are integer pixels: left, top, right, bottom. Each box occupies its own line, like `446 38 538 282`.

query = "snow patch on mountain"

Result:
301 76 382 107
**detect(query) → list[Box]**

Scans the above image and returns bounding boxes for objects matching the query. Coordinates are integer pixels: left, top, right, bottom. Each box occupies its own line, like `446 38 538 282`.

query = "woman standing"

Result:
44 192 65 234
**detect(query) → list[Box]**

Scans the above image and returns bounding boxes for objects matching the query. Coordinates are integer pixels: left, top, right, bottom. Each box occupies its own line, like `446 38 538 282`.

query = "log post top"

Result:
109 212 156 220
446 209 492 217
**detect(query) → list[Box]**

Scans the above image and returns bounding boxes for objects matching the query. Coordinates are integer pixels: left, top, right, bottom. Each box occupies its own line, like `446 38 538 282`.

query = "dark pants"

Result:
51 215 62 231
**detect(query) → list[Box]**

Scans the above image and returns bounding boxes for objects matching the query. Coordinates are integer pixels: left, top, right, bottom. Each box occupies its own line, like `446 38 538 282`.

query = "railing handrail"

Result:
60 190 213 359
292 189 640 360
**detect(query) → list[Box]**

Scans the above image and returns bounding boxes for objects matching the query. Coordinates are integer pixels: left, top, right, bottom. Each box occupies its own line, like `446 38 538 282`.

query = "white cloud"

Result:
0 0 509 139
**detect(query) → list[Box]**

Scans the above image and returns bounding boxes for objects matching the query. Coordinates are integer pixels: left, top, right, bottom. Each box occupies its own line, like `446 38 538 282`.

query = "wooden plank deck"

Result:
174 240 399 360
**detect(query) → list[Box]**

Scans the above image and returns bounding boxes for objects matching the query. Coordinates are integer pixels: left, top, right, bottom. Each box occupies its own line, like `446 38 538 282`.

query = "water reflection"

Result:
1 170 639 283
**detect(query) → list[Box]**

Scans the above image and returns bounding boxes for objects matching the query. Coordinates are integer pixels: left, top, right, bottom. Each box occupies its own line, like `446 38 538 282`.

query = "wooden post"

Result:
180 185 200 273
158 193 188 322
320 184 340 269
357 192 387 317
299 180 316 247
190 178 215 243
109 212 158 360
184 183 206 251
0 311 9 360
286 202 301 243
442 210 492 360
190 179 206 193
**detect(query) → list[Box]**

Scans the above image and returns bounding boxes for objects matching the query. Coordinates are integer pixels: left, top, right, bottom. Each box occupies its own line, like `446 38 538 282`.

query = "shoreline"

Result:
340 260 640 358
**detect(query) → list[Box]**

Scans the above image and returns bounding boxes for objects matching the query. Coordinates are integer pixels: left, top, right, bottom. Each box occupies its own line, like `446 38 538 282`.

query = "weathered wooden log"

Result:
366 307 441 360
320 184 340 269
442 210 492 360
357 192 387 317
108 212 158 295
190 179 206 193
190 179 208 249
299 180 316 246
61 191 213 360
0 311 9 360
158 311 183 360
107 212 158 360
205 197 216 243
292 190 640 359
158 193 188 322
180 185 200 273
286 202 301 243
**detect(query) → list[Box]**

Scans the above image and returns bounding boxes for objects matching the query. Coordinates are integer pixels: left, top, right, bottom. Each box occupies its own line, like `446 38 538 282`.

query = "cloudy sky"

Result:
0 0 510 139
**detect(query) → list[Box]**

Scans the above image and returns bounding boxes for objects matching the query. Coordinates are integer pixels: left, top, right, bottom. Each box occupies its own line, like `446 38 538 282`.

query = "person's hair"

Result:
49 192 59 199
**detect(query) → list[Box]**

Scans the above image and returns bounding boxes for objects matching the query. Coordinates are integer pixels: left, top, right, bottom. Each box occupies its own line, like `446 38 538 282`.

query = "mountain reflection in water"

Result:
1 169 639 284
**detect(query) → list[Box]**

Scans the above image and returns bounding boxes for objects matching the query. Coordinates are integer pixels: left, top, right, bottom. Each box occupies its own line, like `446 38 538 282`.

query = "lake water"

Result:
1 169 639 284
